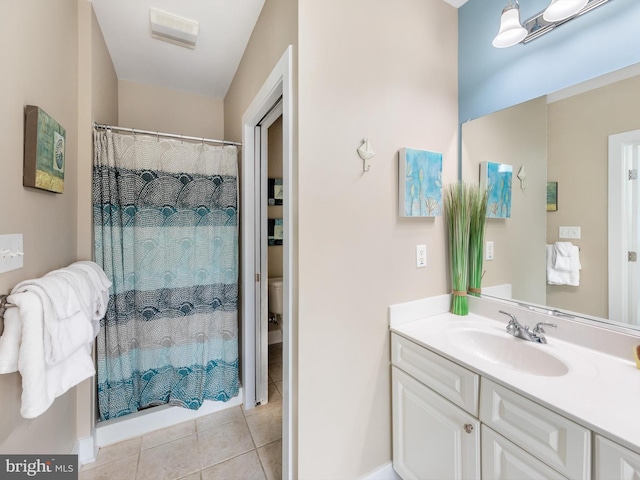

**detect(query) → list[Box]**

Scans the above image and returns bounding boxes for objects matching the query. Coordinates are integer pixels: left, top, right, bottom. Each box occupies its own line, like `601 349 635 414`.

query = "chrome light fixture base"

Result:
522 0 612 44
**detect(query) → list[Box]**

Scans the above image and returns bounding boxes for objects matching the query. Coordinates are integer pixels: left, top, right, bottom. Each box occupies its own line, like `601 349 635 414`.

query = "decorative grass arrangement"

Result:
468 186 489 297
444 183 472 315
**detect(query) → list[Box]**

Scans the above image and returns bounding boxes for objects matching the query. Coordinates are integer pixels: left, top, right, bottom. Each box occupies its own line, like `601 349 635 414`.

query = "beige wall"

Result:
0 0 117 454
118 80 224 139
223 0 298 143
0 0 80 454
462 97 548 305
76 0 119 441
547 74 640 317
297 1 458 477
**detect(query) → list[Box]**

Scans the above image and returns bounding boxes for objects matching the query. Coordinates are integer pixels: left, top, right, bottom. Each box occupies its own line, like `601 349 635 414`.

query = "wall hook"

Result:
357 138 375 172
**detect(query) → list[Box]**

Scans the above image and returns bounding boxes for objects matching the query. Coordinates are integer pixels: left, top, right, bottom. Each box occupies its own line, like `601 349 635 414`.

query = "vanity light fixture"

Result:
492 0 613 48
492 0 528 48
543 0 588 21
149 8 199 49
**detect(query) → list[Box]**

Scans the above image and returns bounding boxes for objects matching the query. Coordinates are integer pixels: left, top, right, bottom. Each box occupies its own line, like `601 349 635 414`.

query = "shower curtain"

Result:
93 129 239 421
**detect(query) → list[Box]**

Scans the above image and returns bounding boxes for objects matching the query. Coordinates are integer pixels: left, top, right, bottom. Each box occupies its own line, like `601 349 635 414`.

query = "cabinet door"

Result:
595 435 640 479
392 366 480 480
482 425 569 480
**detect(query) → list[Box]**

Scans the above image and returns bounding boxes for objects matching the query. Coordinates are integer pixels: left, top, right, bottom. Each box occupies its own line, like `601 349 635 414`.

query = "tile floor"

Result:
81 343 283 480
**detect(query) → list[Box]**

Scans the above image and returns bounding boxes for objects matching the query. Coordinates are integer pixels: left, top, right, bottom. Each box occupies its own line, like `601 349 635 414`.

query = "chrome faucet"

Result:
499 310 557 344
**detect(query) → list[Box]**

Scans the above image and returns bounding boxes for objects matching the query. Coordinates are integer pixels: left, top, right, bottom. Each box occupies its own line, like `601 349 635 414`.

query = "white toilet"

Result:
268 277 283 321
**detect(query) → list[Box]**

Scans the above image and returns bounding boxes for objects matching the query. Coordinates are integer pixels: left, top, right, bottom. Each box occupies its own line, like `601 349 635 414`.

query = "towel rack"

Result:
0 294 13 316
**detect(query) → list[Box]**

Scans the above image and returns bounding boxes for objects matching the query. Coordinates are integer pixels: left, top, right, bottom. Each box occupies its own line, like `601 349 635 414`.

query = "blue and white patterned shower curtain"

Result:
93 129 239 421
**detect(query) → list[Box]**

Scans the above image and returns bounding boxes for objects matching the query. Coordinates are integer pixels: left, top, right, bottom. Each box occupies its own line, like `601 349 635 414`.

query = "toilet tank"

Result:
268 277 284 315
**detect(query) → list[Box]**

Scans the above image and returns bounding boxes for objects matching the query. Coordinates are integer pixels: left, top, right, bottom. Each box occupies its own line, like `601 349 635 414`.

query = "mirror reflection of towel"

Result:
547 242 581 286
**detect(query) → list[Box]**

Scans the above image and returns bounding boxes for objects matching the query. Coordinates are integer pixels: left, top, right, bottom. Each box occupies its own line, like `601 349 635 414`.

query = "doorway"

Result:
240 46 294 479
608 129 640 326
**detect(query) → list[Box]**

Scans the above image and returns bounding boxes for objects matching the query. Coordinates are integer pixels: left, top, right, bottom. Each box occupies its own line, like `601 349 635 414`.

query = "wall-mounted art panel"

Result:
24 105 65 193
399 148 443 217
481 161 512 218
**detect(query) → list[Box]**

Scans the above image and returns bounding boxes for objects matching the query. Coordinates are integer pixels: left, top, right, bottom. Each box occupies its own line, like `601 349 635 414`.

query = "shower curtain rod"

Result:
93 123 242 146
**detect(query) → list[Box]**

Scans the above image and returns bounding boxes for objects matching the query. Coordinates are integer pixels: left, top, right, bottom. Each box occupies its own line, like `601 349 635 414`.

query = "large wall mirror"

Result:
462 63 640 332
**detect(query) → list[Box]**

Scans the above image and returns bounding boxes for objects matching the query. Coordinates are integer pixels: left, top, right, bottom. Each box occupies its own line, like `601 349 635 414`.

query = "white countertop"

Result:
391 308 640 455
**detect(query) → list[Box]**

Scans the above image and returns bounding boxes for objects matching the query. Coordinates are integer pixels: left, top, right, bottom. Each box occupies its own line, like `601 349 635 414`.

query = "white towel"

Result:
10 262 111 366
546 244 581 286
0 261 111 418
553 241 575 271
2 291 95 419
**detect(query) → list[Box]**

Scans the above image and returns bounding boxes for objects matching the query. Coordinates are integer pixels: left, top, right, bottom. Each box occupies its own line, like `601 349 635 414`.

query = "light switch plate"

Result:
559 226 581 239
0 234 24 274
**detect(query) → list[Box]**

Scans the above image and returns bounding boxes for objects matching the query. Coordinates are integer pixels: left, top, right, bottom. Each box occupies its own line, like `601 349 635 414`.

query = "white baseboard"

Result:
95 390 243 448
76 434 98 466
362 462 402 480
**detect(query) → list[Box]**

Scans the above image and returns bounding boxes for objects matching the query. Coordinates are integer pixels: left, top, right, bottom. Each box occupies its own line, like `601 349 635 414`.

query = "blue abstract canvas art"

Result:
481 161 512 218
399 148 443 217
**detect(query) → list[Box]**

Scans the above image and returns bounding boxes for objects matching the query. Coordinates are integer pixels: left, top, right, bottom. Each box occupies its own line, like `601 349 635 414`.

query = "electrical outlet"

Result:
485 241 494 261
416 245 427 268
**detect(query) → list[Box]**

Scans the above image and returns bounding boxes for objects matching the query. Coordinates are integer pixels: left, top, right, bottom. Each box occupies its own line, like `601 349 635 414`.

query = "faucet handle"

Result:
533 322 557 334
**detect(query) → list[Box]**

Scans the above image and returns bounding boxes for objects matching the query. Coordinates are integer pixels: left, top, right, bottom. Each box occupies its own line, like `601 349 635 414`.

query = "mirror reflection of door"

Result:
609 131 640 327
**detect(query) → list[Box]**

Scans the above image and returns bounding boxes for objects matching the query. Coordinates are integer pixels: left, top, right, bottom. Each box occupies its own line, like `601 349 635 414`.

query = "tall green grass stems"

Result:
444 183 488 315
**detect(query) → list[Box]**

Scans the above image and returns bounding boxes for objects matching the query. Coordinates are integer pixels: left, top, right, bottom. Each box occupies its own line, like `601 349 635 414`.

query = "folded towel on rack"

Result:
553 241 576 271
546 243 581 286
0 290 95 418
10 261 111 366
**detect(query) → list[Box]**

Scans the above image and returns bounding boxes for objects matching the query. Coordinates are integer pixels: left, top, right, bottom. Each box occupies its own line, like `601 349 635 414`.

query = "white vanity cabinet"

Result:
391 333 481 479
391 332 593 480
595 435 640 479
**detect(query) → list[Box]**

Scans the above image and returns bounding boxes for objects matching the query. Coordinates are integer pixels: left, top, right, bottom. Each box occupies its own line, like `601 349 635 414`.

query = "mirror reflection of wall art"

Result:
268 178 283 206
547 182 558 212
268 218 283 246
480 161 512 218
399 148 443 217
23 105 65 193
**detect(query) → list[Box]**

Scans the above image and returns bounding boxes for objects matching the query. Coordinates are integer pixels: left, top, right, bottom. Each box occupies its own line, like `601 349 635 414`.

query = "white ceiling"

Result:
90 0 265 99
91 0 468 100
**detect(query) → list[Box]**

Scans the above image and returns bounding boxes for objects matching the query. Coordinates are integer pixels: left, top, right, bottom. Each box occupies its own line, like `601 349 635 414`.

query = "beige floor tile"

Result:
137 434 199 480
268 343 282 364
267 361 282 382
257 440 282 480
84 437 141 470
79 454 138 480
141 420 196 450
200 450 266 480
245 400 282 448
274 381 283 397
197 418 255 469
196 405 244 432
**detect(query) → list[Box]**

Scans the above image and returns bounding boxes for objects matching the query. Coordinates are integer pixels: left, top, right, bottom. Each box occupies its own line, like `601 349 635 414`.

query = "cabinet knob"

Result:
464 423 474 434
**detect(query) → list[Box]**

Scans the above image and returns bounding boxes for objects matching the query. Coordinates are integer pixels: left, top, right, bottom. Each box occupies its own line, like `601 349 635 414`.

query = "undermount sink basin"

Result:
446 328 569 377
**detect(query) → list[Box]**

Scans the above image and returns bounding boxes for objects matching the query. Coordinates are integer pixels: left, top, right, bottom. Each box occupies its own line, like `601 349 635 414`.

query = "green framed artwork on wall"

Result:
24 105 65 193
547 181 558 212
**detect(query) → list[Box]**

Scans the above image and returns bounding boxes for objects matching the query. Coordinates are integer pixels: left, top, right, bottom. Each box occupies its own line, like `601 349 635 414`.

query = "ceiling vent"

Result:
149 8 199 49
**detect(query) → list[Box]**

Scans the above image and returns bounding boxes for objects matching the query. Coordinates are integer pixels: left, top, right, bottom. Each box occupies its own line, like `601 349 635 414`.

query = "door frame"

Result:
241 46 294 478
608 129 640 325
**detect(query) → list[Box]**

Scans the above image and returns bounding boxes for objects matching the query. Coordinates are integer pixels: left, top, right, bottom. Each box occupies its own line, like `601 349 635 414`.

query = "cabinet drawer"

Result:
594 435 640 479
392 333 479 416
482 425 569 480
480 378 591 479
